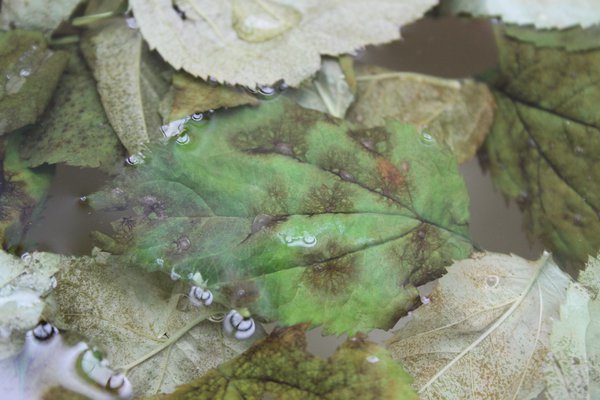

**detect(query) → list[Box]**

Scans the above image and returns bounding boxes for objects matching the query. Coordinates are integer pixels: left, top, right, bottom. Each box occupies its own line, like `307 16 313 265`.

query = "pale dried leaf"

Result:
0 0 81 33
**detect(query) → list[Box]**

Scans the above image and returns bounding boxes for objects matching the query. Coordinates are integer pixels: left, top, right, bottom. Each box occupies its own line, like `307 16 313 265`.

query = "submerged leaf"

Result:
482 26 600 267
48 249 259 396
544 253 600 399
505 24 600 52
387 252 571 399
440 0 600 29
129 0 437 86
156 325 417 400
83 19 170 155
90 98 472 334
0 30 68 135
19 49 124 172
0 0 82 33
347 66 495 164
0 250 60 358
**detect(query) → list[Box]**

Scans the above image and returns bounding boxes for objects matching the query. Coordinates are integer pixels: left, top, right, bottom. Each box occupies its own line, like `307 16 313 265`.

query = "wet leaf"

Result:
544 253 600 399
0 0 82 33
90 98 472 335
285 57 355 119
482 26 600 267
82 19 171 156
387 252 571 399
160 72 258 122
0 30 68 135
505 24 600 52
154 324 418 400
440 0 600 29
0 138 53 249
48 249 260 397
347 65 495 164
19 49 125 172
129 0 437 87
0 250 60 358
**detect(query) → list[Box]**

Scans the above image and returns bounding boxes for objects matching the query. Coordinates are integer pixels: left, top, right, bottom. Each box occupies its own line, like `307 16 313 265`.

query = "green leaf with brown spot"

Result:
90 98 472 335
152 325 417 400
0 30 68 135
482 26 600 267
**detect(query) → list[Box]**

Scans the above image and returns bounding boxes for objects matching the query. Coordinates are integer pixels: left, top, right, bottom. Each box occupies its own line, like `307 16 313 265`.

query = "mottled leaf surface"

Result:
482 26 600 267
0 0 81 33
155 325 417 400
48 249 259 397
0 30 67 135
91 98 472 334
129 0 437 86
348 66 494 164
441 0 600 28
387 252 571 399
505 24 600 51
19 49 124 172
544 253 600 399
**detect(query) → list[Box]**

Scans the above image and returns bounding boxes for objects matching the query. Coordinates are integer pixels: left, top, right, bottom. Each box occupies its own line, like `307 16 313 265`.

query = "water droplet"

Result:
284 235 293 244
367 355 380 364
170 268 181 280
420 295 430 305
485 275 500 288
303 234 316 245
155 258 165 267
19 68 31 77
161 116 190 138
126 17 138 29
191 112 204 122
78 195 88 204
21 252 32 263
419 131 435 145
50 276 57 289
125 153 144 165
257 84 275 96
176 133 190 145
32 322 57 341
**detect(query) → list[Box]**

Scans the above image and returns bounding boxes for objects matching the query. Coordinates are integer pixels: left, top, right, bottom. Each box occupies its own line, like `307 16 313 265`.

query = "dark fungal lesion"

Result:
305 182 354 214
302 253 359 296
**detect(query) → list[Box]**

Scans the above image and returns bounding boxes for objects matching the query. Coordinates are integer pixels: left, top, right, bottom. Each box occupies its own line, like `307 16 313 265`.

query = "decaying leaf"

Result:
0 138 53 250
544 253 600 399
440 0 600 29
48 249 260 397
90 98 472 335
19 49 125 172
0 0 82 33
0 250 61 358
129 0 437 86
347 65 495 164
82 19 171 156
387 252 571 399
285 57 356 119
482 26 600 267
0 30 68 135
160 72 258 122
155 324 417 400
505 24 600 52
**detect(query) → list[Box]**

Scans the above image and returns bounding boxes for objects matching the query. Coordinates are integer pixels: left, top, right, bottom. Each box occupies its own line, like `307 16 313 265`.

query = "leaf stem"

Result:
356 72 462 89
72 12 116 26
418 252 552 394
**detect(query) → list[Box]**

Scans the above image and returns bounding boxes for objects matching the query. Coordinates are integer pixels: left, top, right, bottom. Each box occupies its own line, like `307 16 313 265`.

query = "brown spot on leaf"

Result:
302 255 358 295
376 157 406 190
306 183 353 213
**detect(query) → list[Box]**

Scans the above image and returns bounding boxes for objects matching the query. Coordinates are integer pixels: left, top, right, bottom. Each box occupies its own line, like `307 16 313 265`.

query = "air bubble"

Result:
419 131 435 145
485 275 500 288
191 112 204 122
420 295 430 305
126 17 138 29
258 85 275 96
155 258 165 267
366 355 380 364
303 234 316 245
170 268 181 281
125 153 144 165
176 133 190 145
21 252 32 263
32 322 57 341
19 68 31 77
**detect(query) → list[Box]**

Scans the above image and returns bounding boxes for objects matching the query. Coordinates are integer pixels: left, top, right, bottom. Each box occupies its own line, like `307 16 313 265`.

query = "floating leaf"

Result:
156 324 417 400
90 98 472 335
19 49 125 172
82 19 171 156
0 0 82 33
160 72 258 122
387 252 571 399
0 30 68 135
48 249 260 396
0 138 53 249
482 26 600 267
347 65 495 164
505 24 600 52
0 250 60 358
129 0 437 86
285 57 355 119
544 253 600 399
440 0 600 29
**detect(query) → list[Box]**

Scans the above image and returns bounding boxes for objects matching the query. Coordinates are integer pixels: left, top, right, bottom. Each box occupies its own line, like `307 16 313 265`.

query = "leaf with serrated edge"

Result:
387 252 571 399
129 0 437 87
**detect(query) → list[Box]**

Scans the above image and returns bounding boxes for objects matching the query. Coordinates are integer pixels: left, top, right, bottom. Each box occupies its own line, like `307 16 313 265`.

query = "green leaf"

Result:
285 57 355 119
0 250 60 358
19 48 125 172
48 249 261 396
82 19 171 156
160 72 258 122
347 66 495 164
129 0 437 86
544 253 600 399
386 252 571 399
0 0 82 34
90 98 472 335
0 137 53 249
153 324 418 400
440 0 600 29
505 24 600 51
0 30 68 135
482 26 600 267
